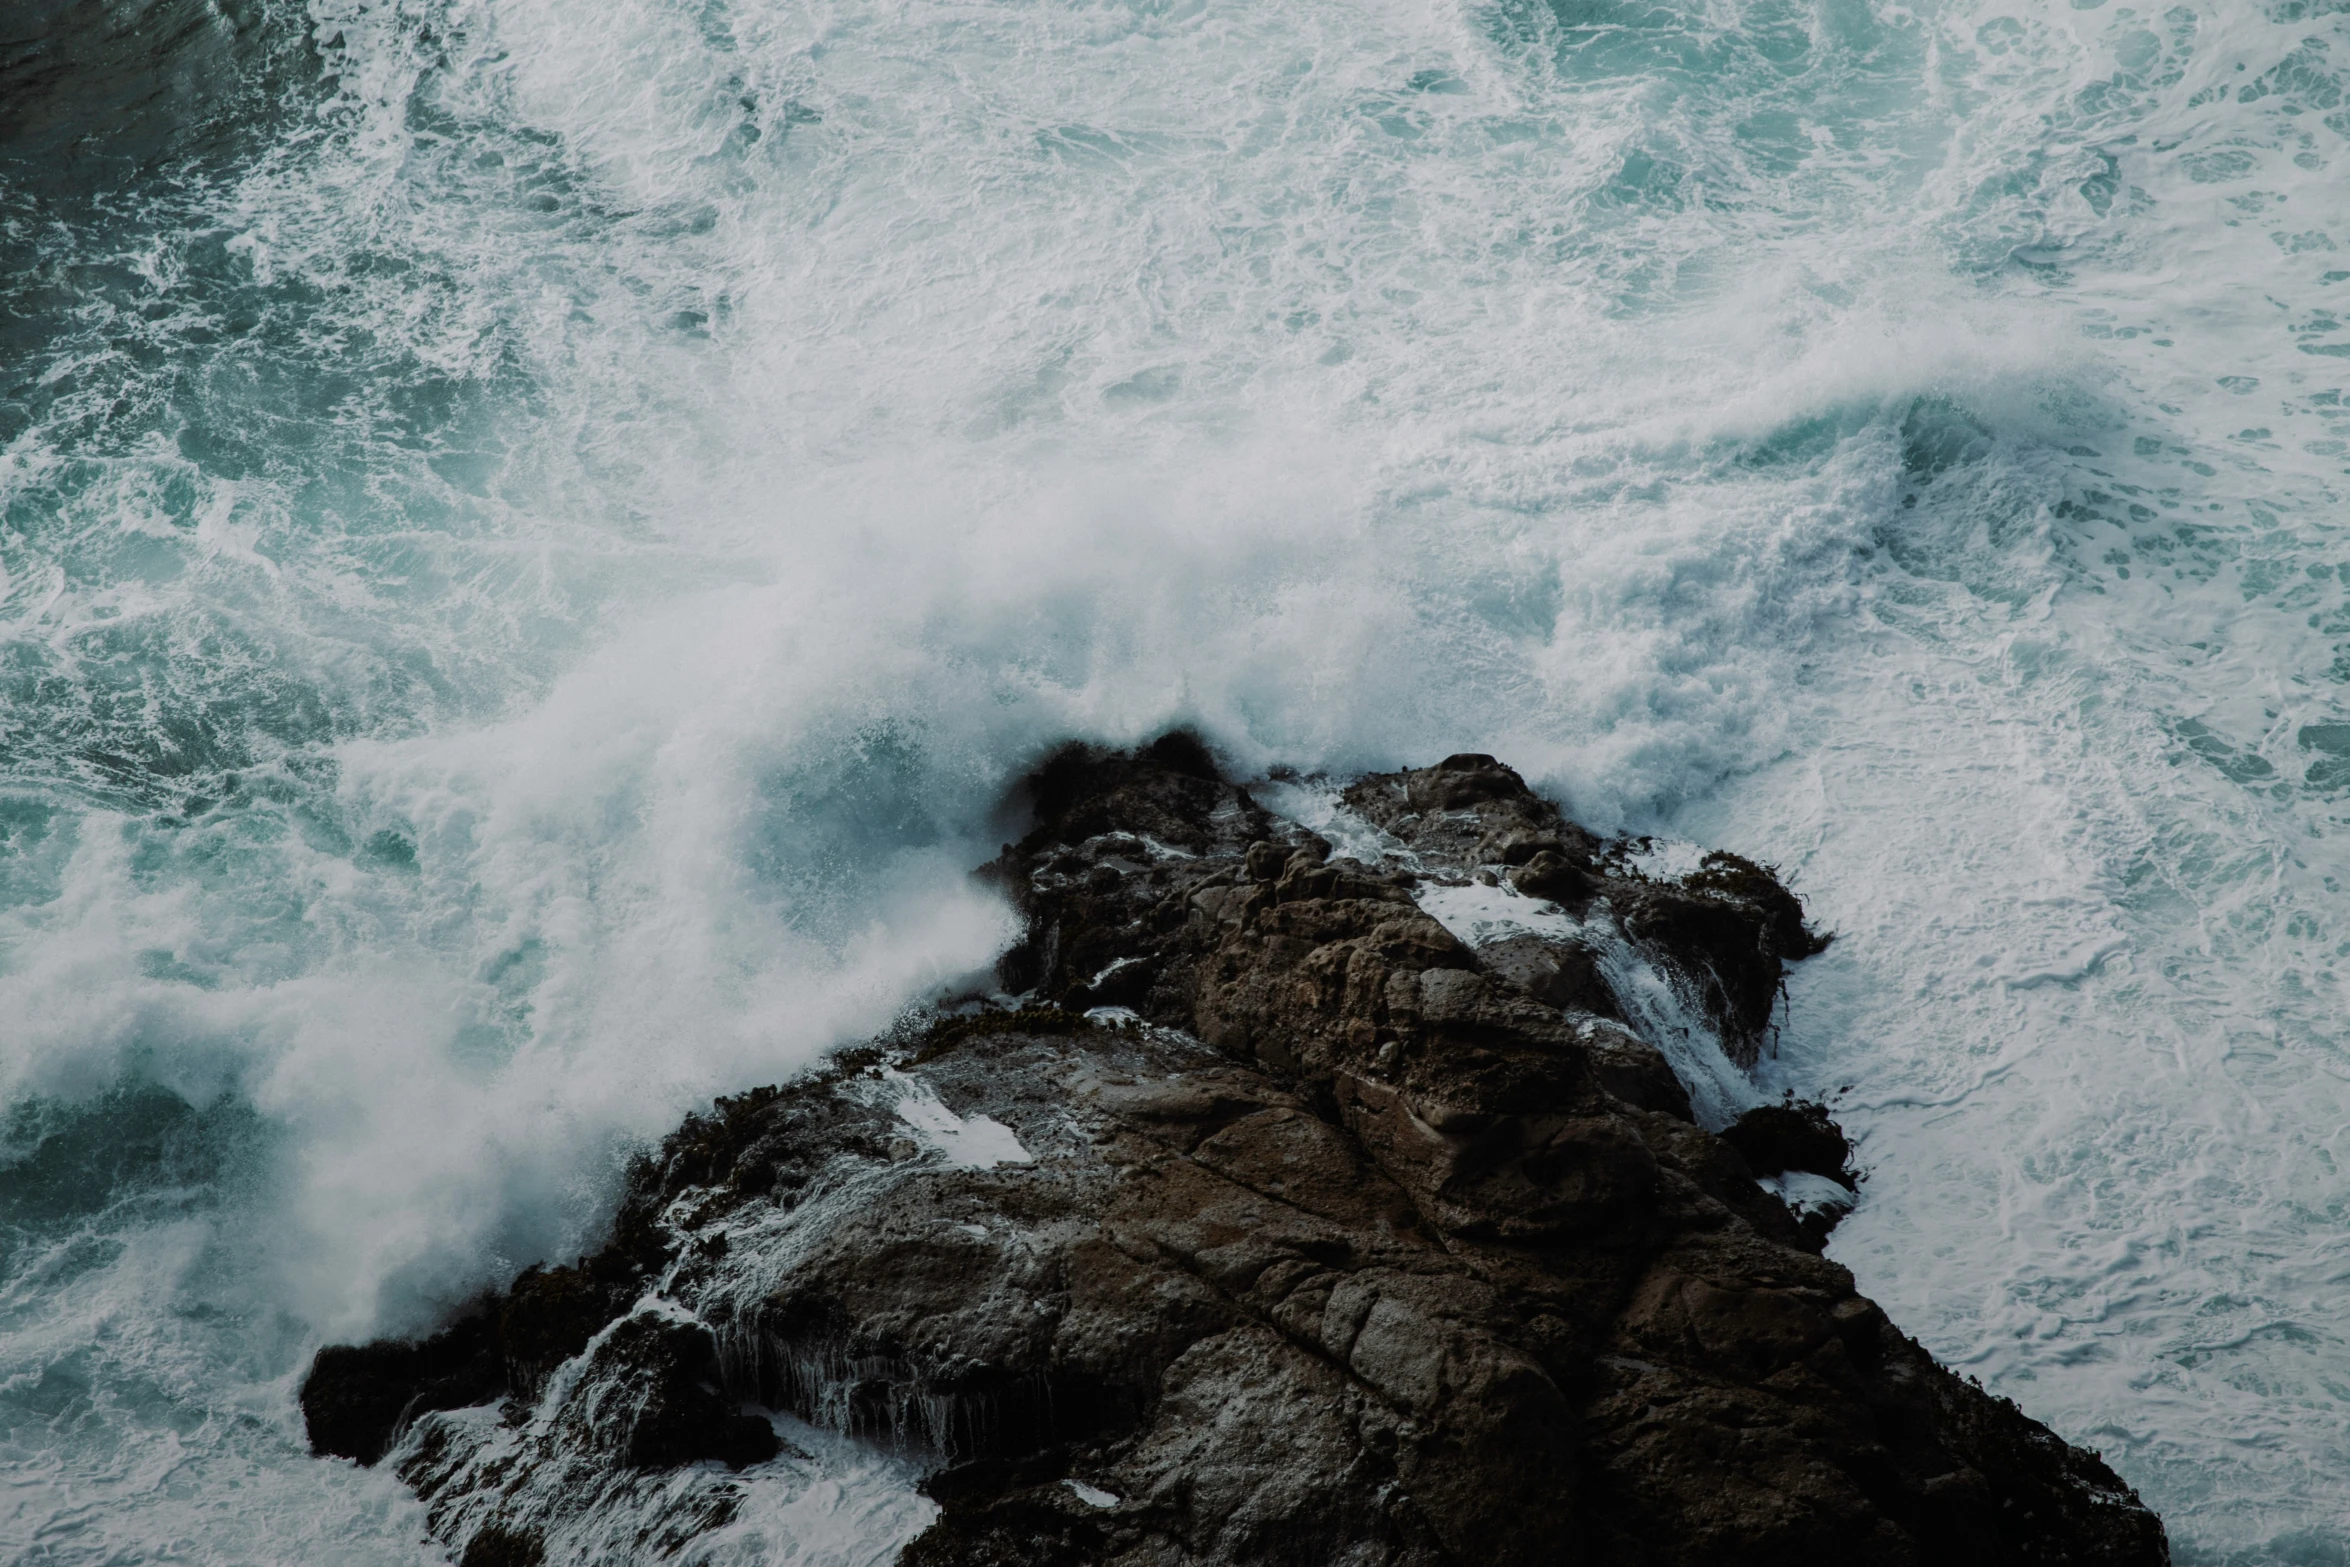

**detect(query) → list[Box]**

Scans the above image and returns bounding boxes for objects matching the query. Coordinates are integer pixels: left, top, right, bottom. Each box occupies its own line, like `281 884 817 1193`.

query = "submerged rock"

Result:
302 743 2168 1566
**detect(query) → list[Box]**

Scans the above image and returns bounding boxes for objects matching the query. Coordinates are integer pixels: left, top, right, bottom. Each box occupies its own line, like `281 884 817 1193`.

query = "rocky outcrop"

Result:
302 740 2169 1567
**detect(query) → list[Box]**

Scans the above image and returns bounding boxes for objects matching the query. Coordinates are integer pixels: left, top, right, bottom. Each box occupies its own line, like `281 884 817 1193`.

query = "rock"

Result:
457 1524 545 1567
1723 1098 1857 1189
499 1262 633 1394
300 741 2168 1567
594 1314 782 1471
1511 848 1594 906
300 1312 502 1466
1473 931 1618 1018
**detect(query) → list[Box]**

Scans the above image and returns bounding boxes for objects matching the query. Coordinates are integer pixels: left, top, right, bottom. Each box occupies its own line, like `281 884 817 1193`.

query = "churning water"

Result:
4 0 2350 1557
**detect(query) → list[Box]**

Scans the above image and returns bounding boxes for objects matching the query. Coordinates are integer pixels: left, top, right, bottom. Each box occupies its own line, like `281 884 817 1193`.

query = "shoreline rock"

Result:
302 742 2169 1566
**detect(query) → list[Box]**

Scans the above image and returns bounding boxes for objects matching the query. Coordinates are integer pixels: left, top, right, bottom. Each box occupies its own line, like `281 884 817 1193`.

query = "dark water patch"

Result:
745 723 950 938
1470 0 1948 313
1900 396 1997 481
0 136 552 815
0 0 322 192
1734 409 1865 470
2174 717 2278 786
2297 722 2350 788
0 606 356 812
0 1083 269 1265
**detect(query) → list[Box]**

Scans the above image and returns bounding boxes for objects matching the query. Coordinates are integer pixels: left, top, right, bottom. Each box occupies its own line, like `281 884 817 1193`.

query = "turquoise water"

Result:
5 0 2350 1556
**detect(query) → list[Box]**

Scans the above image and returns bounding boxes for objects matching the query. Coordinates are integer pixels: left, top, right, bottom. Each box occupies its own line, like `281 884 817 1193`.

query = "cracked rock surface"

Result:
302 740 2168 1567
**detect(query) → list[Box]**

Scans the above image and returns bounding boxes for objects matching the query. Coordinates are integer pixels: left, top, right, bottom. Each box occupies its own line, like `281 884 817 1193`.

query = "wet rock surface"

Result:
302 742 2168 1566
1723 1099 1860 1190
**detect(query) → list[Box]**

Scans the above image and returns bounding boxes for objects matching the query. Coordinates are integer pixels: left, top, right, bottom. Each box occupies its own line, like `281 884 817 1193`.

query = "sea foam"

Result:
4 0 2350 1557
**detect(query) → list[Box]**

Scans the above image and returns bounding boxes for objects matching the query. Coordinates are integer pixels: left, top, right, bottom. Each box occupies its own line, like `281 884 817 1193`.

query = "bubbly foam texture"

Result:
5 0 2350 1556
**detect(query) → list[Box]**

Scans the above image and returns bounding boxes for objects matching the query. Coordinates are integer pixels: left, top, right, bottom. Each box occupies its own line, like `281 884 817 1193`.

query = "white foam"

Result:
6 0 2350 1556
867 1069 1032 1170
1623 839 1707 883
683 1420 935 1567
1588 934 1768 1133
392 1309 936 1567
1413 880 1587 945
1756 1171 1857 1222
1254 781 1418 868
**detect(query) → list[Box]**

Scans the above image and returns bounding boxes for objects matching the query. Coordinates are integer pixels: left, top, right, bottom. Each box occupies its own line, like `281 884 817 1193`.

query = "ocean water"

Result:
3 0 2349 1557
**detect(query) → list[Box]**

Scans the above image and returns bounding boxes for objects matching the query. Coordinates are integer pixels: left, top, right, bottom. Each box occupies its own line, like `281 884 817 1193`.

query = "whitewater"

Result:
1 0 2347 1557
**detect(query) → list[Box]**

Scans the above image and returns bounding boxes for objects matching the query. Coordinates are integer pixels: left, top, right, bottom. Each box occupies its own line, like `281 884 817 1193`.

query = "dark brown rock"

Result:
1512 848 1595 906
300 1312 502 1466
1724 1099 1858 1190
300 740 2167 1567
594 1315 782 1471
457 1524 546 1567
